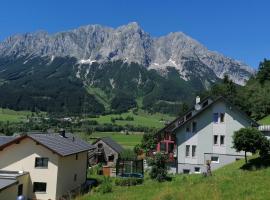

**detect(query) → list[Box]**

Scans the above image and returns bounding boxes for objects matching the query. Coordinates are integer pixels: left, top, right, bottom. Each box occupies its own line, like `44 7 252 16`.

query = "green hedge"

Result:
115 177 143 186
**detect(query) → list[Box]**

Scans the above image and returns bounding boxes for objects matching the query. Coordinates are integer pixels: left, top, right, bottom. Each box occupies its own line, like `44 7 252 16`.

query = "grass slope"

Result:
258 115 270 125
89 110 174 129
90 132 142 149
78 157 270 200
0 108 32 122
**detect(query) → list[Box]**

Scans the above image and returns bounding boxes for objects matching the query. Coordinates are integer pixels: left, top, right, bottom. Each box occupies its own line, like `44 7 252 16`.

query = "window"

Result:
213 113 219 123
211 156 219 163
75 153 78 160
74 174 77 181
220 113 225 122
202 101 208 108
108 155 114 162
185 145 190 157
33 182 47 193
97 143 103 148
220 135 225 145
168 143 174 153
186 112 192 120
192 145 196 157
214 135 218 145
18 184 23 196
160 142 166 152
192 121 197 133
35 158 48 168
194 167 201 173
183 169 190 174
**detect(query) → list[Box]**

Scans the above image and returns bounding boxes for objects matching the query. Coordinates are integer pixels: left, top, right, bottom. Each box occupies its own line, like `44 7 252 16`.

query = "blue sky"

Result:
0 0 269 68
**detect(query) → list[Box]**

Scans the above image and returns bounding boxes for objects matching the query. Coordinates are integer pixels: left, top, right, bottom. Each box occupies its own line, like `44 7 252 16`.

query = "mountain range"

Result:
0 22 255 115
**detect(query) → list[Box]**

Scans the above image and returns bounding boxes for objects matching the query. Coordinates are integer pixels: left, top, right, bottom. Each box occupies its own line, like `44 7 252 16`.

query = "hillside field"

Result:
0 108 32 122
88 110 174 129
77 131 143 149
77 156 270 200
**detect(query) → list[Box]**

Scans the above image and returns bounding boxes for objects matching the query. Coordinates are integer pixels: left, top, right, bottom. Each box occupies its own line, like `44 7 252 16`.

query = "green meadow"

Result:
77 156 270 200
77 131 143 149
88 110 174 129
0 108 32 122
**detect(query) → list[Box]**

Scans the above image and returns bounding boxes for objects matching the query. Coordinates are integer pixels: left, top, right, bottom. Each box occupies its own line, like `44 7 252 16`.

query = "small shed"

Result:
91 137 124 165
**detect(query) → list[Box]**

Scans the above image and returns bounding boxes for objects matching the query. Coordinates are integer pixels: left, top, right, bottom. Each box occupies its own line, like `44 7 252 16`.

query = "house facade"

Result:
156 96 258 174
91 137 124 165
0 131 95 200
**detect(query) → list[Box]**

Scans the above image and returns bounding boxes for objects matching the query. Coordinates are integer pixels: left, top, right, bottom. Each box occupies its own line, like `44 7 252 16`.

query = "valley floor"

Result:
77 156 270 200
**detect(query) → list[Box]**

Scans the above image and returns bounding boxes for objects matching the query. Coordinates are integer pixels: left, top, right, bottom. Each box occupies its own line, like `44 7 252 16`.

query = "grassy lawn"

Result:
258 115 270 125
0 108 32 122
89 110 174 129
77 156 270 200
77 132 143 149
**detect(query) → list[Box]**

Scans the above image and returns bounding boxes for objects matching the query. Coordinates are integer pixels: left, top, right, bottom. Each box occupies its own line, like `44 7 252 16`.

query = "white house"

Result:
156 96 258 174
0 131 95 200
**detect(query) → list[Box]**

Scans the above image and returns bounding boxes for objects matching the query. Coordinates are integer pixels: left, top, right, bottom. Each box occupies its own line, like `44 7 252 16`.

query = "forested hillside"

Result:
0 57 208 115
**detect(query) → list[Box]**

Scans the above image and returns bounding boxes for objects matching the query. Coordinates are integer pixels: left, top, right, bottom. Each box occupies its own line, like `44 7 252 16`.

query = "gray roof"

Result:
28 132 95 156
158 96 258 135
0 132 95 156
0 136 16 146
0 178 17 191
97 137 124 154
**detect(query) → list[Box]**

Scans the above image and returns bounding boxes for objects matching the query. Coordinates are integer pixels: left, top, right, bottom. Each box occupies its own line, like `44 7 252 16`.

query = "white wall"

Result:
0 138 59 200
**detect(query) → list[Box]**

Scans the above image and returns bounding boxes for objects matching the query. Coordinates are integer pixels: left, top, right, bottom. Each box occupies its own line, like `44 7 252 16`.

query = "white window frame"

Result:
192 145 197 158
185 145 190 157
220 135 225 146
211 156 219 163
194 167 201 174
213 135 219 146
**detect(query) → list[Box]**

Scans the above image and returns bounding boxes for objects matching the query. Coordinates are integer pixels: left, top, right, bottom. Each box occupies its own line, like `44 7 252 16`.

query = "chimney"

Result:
59 129 66 138
196 96 200 104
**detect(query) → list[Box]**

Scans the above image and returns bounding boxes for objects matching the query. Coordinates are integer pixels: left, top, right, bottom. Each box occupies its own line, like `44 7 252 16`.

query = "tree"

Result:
257 59 270 84
233 127 269 163
148 152 168 182
141 131 157 153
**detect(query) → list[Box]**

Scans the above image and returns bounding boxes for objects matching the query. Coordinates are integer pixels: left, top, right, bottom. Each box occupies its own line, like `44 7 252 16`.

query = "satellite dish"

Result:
195 104 201 111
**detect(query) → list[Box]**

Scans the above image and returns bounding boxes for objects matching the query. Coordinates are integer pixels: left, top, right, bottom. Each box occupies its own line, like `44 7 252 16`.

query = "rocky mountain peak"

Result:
0 22 255 85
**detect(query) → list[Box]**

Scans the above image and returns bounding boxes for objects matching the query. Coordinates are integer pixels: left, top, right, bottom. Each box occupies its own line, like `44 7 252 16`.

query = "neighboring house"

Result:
0 131 95 200
155 96 258 174
91 137 124 165
259 125 270 139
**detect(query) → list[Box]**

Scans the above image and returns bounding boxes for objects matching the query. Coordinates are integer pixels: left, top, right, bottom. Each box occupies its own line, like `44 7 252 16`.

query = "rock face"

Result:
0 22 254 85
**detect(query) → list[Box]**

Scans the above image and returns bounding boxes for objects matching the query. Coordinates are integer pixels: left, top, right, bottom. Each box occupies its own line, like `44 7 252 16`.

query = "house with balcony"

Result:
0 131 95 200
155 96 258 174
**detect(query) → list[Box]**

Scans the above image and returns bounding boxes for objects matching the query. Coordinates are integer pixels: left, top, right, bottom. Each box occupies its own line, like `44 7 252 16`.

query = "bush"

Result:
148 152 168 182
115 177 143 186
96 177 112 194
88 164 102 176
119 149 137 160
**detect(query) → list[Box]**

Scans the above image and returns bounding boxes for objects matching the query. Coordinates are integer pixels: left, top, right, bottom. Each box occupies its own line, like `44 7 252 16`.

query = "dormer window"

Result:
202 100 208 108
186 112 192 120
